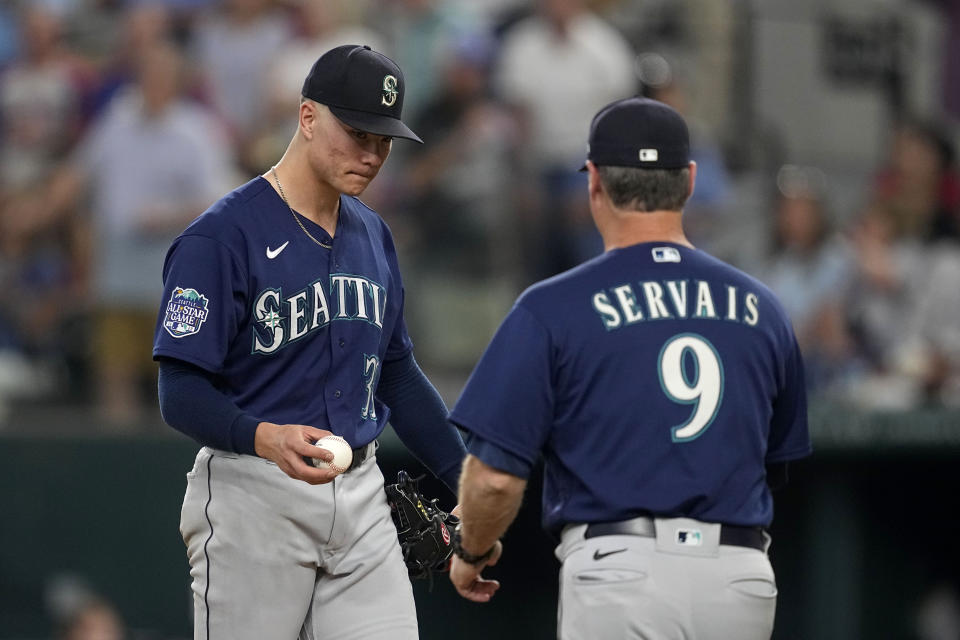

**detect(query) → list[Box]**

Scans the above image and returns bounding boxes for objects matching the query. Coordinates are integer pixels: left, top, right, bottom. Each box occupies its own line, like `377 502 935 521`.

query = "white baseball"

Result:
311 435 353 474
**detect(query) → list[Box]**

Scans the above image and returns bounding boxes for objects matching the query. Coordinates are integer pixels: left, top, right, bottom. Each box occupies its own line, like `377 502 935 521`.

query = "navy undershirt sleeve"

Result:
157 357 261 455
766 461 789 491
377 352 467 495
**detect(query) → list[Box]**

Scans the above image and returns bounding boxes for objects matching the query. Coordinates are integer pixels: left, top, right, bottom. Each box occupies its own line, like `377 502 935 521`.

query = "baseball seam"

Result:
320 460 348 474
314 437 351 473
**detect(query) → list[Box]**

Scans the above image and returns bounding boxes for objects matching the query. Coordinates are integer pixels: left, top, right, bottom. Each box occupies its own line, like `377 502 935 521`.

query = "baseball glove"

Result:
384 470 458 581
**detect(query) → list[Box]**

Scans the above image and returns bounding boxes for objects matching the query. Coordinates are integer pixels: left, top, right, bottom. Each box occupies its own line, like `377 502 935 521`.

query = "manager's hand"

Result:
449 541 503 603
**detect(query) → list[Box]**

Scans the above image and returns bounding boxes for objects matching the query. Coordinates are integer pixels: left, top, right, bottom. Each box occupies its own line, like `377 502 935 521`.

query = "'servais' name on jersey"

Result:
592 279 760 330
253 273 385 354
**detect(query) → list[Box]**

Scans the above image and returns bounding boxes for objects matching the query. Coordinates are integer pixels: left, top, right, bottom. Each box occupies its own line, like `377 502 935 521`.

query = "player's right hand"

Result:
449 541 503 603
253 422 340 484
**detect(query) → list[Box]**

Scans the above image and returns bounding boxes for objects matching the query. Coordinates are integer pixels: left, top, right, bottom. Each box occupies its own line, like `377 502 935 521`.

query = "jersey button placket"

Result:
329 246 343 400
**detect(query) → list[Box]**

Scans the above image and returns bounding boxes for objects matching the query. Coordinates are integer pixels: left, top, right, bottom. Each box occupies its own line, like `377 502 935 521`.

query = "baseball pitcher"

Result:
153 45 466 639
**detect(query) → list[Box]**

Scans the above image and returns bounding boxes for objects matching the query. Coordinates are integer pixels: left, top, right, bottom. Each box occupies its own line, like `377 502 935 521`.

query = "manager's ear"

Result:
587 161 604 202
687 160 698 201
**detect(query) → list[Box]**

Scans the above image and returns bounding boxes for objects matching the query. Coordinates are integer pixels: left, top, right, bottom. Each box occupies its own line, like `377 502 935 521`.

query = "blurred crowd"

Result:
758 119 960 411
0 0 958 430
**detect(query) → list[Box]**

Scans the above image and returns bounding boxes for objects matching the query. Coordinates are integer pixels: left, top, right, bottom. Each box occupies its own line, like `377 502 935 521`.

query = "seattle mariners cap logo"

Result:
580 97 689 171
381 75 398 107
301 44 422 143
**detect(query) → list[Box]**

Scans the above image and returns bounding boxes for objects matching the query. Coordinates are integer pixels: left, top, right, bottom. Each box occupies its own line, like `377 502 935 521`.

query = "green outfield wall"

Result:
1 406 958 639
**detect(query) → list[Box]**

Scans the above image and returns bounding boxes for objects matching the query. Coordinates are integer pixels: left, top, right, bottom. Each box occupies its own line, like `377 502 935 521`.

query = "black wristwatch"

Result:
452 523 497 565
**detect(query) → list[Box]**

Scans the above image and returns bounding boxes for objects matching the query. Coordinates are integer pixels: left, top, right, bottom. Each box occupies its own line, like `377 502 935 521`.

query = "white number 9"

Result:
657 334 724 442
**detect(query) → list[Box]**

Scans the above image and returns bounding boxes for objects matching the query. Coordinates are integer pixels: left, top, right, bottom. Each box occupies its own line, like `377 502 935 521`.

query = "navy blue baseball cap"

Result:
581 96 689 170
302 44 423 143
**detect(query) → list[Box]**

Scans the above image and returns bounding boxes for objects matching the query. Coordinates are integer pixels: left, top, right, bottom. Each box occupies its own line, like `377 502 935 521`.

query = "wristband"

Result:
452 523 497 565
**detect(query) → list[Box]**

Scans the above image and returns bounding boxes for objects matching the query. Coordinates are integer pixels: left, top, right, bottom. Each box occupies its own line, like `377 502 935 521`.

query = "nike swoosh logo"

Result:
266 241 289 259
593 548 627 561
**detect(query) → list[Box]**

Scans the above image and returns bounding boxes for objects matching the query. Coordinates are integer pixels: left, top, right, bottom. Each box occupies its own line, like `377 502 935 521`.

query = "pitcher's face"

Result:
309 104 392 196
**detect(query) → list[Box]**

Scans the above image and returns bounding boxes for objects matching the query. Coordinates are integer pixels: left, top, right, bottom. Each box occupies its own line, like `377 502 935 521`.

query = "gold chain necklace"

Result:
271 166 332 249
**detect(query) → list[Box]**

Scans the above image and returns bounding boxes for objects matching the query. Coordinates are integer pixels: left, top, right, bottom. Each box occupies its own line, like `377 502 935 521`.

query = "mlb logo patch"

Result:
676 529 702 546
163 287 210 339
639 148 659 162
652 247 682 263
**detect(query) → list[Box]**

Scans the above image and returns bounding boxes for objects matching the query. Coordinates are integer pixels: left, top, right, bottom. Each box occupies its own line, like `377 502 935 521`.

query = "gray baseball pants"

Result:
557 517 777 639
179 446 418 640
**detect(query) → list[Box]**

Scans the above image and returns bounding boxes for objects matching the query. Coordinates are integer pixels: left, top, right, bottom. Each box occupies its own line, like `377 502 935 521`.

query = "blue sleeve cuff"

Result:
437 455 464 496
466 432 534 479
231 413 261 456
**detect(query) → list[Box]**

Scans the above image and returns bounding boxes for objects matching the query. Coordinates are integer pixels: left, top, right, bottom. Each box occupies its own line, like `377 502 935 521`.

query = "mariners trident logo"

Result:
381 75 398 107
163 287 210 338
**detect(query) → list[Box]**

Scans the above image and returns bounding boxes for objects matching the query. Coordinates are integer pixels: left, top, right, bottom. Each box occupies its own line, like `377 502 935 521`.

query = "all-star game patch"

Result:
163 287 210 338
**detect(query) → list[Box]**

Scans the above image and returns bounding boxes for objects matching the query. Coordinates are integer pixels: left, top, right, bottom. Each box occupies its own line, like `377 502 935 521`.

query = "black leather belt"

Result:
584 518 766 551
346 440 377 472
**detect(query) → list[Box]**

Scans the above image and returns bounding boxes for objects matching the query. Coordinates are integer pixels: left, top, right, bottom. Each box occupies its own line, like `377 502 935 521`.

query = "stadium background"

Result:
1 0 959 638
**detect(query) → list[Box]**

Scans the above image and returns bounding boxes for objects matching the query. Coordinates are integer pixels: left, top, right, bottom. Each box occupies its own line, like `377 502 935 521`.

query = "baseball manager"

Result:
448 97 812 639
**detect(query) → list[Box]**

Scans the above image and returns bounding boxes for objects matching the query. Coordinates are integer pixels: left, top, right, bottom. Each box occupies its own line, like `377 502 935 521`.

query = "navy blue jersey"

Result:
450 242 811 534
153 177 412 448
